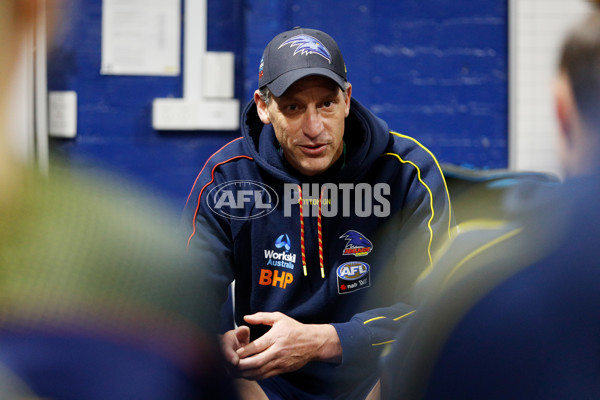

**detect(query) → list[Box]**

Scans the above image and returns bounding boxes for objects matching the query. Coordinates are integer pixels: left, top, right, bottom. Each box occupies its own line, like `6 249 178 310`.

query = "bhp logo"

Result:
259 268 293 289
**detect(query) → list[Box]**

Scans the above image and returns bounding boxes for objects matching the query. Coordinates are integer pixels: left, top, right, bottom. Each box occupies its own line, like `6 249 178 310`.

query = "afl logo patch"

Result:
337 261 370 294
207 180 278 220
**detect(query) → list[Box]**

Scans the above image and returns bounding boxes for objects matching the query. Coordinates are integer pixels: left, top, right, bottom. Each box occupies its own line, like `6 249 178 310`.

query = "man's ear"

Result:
554 73 575 145
344 84 352 118
254 90 271 125
554 72 589 177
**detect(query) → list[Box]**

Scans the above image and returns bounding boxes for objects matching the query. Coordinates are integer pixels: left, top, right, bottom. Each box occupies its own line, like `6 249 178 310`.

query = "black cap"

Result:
258 27 347 97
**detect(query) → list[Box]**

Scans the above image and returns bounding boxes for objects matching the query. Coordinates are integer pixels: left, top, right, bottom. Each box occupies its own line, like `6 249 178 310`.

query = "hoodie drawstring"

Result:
298 185 308 276
297 185 325 278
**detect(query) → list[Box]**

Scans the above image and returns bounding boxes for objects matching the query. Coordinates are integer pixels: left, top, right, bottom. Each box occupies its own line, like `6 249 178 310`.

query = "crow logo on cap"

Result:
278 34 332 64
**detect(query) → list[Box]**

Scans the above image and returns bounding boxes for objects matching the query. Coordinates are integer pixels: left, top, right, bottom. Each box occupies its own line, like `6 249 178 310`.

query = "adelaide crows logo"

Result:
339 230 373 257
278 35 332 64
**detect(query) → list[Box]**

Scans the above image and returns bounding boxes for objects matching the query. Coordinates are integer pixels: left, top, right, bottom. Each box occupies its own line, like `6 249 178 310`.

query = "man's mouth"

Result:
299 143 327 156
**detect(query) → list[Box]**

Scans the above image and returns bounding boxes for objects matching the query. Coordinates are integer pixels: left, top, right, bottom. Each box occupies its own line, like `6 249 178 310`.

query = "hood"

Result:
240 98 391 184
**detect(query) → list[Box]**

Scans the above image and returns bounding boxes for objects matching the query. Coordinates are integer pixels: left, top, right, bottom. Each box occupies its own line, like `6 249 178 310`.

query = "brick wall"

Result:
49 0 508 206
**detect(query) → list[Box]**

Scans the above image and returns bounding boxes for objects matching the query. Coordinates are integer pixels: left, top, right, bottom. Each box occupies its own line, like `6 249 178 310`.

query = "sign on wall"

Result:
101 0 180 76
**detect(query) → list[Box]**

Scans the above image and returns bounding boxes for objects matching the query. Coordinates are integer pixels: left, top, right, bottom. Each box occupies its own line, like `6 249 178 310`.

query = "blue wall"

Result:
49 0 508 207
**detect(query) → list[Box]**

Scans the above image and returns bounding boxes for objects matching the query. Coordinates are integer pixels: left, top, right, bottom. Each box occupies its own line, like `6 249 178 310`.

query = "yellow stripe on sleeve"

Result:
383 152 436 267
390 131 453 240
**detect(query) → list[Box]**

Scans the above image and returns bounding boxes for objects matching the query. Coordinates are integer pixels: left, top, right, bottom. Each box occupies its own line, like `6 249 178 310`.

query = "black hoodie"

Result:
184 97 453 398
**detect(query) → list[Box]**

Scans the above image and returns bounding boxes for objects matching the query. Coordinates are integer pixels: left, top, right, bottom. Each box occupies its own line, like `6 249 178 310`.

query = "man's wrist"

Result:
311 323 342 363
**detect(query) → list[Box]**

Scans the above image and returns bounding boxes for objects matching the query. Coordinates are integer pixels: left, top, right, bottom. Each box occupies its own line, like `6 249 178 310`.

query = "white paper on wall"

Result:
101 0 180 76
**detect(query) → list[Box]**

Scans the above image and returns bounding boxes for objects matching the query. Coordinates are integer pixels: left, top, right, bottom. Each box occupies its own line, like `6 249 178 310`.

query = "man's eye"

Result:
323 101 333 108
286 104 298 111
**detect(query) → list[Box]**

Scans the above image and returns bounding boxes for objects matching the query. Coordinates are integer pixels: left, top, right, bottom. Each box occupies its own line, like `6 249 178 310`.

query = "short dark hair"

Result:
559 9 600 130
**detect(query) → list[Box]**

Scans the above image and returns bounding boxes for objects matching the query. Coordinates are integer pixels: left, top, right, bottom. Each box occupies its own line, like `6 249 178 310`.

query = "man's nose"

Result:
302 107 323 138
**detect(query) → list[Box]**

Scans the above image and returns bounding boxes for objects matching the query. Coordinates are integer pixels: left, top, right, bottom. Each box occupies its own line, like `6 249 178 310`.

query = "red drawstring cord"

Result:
297 185 325 278
317 188 325 278
298 185 308 276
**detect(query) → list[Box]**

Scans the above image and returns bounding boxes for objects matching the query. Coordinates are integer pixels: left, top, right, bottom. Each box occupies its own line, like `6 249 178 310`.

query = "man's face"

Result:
255 75 352 176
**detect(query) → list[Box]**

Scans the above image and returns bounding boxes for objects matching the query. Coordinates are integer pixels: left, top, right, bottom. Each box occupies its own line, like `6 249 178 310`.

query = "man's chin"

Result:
298 164 330 177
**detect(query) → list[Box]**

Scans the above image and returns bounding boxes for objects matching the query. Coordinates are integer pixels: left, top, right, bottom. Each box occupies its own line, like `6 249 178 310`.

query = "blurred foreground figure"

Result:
0 1 236 398
381 3 600 399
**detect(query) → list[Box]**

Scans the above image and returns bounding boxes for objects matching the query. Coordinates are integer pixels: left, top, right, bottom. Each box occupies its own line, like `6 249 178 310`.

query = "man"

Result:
380 5 600 399
184 27 453 399
0 0 235 398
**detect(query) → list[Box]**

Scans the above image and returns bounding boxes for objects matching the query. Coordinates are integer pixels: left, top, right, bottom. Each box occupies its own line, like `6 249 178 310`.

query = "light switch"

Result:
203 52 235 99
48 91 77 138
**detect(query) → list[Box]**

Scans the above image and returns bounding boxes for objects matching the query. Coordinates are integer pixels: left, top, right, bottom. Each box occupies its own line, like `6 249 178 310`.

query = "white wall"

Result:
509 0 592 177
5 3 48 171
6 39 35 164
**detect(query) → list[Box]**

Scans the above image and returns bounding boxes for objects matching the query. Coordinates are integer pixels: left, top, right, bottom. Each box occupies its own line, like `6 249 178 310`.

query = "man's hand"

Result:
229 312 342 380
221 325 251 373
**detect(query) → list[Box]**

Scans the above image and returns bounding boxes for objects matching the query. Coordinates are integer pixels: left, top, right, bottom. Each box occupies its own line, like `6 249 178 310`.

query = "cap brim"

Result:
266 68 346 97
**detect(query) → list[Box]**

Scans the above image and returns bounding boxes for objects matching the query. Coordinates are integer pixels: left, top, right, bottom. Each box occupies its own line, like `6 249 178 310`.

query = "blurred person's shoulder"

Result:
0 163 237 399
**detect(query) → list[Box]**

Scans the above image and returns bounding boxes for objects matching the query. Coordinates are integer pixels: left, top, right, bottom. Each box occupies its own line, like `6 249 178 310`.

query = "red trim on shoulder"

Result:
186 154 254 249
184 137 244 208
